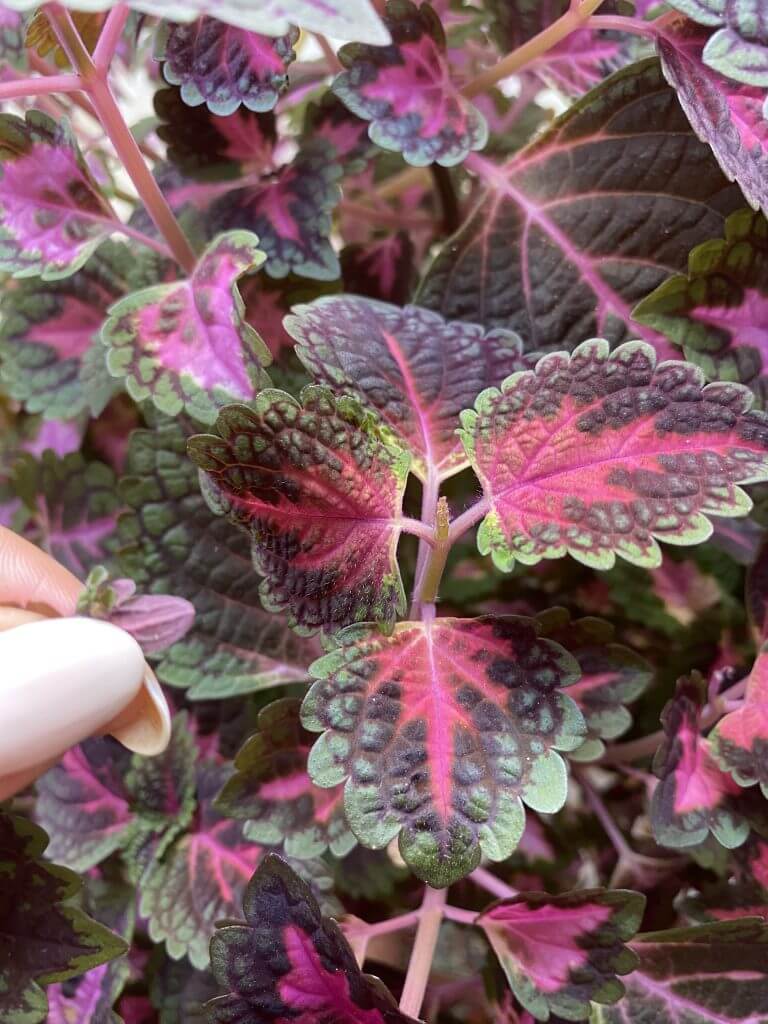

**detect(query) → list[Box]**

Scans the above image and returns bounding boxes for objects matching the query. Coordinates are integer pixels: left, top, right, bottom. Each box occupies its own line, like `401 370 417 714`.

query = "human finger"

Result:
0 525 82 616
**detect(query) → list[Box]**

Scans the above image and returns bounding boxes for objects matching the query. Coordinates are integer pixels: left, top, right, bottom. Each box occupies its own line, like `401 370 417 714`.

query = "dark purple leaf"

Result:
340 231 415 306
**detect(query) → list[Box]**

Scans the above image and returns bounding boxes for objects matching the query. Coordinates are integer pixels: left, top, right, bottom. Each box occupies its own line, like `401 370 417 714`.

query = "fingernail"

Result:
0 617 146 776
107 664 172 756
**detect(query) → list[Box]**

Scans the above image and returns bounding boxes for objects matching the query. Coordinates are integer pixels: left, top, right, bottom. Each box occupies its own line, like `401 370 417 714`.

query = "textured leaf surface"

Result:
303 615 584 886
0 110 115 280
651 674 748 849
340 232 414 306
207 855 417 1024
216 698 354 860
285 295 526 480
0 812 127 1024
35 738 133 872
207 141 341 280
593 918 768 1023
140 765 262 970
661 1 768 87
1 0 390 43
118 421 317 698
711 646 768 796
747 535 768 640
11 450 119 577
158 17 298 116
460 339 768 572
188 387 410 634
333 0 487 167
536 608 653 761
0 241 147 420
417 60 742 352
633 208 768 407
658 18 768 216
478 889 644 1022
103 231 271 425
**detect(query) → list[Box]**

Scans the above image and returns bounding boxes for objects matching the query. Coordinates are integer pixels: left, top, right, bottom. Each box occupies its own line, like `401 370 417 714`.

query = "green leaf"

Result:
0 812 127 1024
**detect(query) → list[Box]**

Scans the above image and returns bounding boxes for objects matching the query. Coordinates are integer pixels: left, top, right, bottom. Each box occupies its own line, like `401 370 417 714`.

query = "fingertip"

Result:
107 665 172 756
0 526 83 615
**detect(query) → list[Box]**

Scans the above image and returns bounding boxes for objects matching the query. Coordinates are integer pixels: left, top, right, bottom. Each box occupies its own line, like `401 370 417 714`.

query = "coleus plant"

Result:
4 1 768 1022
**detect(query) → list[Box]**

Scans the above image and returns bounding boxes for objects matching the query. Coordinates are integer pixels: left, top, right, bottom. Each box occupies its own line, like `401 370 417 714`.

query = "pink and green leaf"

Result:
10 450 120 577
187 387 410 634
417 60 744 353
216 698 355 860
746 535 768 640
102 230 271 425
118 421 318 698
157 17 298 116
140 765 262 970
35 738 133 872
711 645 768 796
0 110 116 281
302 615 585 886
657 19 768 217
651 674 749 849
332 0 487 167
1 0 390 44
285 295 527 481
595 918 768 1024
460 339 768 572
206 140 342 281
478 888 645 1021
536 608 653 761
207 854 418 1024
0 812 127 1024
633 208 768 407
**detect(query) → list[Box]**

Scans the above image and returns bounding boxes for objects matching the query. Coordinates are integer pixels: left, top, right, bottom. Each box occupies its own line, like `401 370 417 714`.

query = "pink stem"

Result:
344 910 421 939
0 74 83 100
586 14 658 38
399 887 446 1018
400 517 437 546
443 905 478 926
447 498 489 545
410 465 440 617
94 4 131 70
471 866 516 900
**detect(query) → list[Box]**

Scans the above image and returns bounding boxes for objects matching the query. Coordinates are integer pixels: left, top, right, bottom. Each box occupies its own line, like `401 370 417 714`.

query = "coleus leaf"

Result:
302 614 585 887
207 140 342 281
747 535 768 640
0 812 127 1024
340 232 415 306
1 0 390 44
11 450 120 577
35 738 133 872
46 880 136 1024
102 230 271 425
657 18 768 217
156 18 298 116
536 608 653 761
332 0 487 168
651 673 749 849
0 6 26 69
285 295 527 481
77 565 195 655
187 386 411 634
240 272 340 362
477 888 645 1022
459 339 768 572
633 208 768 407
593 918 768 1024
664 0 768 86
207 854 418 1024
118 421 317 698
416 59 743 352
154 86 277 181
0 110 117 281
140 765 262 970
149 955 219 1023
301 92 373 174
216 697 355 860
0 241 150 420
711 645 768 795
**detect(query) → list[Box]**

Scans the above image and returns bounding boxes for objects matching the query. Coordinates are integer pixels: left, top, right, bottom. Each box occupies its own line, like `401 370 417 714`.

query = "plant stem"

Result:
93 4 130 69
447 498 489 546
577 769 635 864
401 517 437 546
443 905 477 925
344 910 421 939
417 497 451 607
586 14 658 38
601 676 748 764
315 33 342 73
471 866 516 900
410 467 441 617
399 886 446 1018
461 0 607 98
44 4 197 275
0 73 83 101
